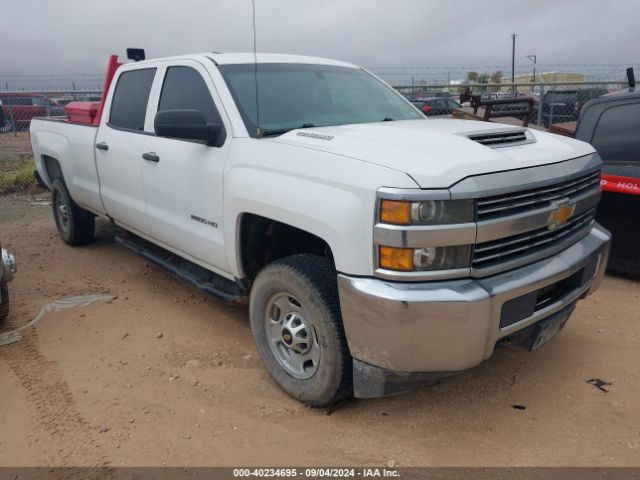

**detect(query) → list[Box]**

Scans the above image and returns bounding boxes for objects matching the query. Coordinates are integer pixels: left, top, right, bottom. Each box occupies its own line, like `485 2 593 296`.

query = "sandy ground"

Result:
0 194 639 467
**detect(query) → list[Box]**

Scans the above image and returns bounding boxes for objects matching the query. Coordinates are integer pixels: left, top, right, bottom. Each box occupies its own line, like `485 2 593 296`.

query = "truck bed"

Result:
30 117 104 216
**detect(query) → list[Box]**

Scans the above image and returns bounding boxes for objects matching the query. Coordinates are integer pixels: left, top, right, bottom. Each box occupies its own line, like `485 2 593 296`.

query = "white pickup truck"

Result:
30 52 610 406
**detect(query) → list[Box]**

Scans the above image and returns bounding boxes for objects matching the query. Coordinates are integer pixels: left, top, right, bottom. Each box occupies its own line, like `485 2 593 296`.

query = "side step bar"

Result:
114 234 245 303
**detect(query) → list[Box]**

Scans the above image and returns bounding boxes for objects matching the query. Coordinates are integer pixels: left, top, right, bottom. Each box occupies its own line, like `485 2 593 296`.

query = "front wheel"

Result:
249 255 352 407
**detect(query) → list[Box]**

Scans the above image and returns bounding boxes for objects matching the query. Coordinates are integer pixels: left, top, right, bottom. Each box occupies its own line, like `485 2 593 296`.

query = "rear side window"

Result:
1 96 32 106
158 66 221 124
31 96 54 106
109 68 156 131
591 103 640 164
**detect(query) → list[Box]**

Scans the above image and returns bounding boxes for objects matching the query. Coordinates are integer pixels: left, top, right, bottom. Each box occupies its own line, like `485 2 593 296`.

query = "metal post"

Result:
4 81 17 137
527 55 537 85
532 62 536 84
537 81 544 125
511 33 517 93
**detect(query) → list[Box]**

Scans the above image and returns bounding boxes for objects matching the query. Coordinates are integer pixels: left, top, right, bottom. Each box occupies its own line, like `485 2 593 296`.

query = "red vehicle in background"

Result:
0 92 65 131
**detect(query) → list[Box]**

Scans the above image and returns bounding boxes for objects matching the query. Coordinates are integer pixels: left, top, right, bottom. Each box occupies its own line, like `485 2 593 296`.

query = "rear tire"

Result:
249 254 352 407
0 276 8 324
51 178 95 246
0 116 14 133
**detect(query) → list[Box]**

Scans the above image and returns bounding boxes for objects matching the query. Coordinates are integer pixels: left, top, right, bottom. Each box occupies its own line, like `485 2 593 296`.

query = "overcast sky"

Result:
1 0 639 85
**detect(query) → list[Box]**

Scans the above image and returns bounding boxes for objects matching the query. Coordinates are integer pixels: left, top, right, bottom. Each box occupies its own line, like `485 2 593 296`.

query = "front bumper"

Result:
338 224 611 397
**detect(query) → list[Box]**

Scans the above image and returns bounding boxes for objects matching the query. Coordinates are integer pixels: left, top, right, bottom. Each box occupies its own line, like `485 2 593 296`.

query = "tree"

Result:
490 70 504 84
466 71 479 83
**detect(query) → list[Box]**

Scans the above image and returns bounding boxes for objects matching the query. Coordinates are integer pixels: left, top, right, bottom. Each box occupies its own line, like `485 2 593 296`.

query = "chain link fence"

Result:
0 89 105 192
0 80 629 193
394 81 628 125
0 90 101 135
0 81 628 139
0 80 631 155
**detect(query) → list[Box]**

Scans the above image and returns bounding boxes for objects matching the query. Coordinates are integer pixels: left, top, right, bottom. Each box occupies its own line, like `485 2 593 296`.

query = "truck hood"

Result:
267 119 595 188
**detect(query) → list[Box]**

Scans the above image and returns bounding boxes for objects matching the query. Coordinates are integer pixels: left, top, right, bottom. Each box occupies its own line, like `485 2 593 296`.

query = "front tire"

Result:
249 255 352 407
51 178 95 246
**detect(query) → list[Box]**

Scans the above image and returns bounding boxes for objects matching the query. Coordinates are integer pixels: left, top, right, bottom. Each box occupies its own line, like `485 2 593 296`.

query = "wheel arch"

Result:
236 213 335 285
42 154 64 186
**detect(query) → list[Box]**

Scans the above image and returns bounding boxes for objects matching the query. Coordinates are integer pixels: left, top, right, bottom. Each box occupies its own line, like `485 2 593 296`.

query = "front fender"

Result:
223 141 416 278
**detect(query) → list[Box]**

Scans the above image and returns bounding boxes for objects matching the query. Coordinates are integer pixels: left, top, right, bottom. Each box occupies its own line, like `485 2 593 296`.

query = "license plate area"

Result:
529 307 572 350
506 304 575 351
500 257 597 329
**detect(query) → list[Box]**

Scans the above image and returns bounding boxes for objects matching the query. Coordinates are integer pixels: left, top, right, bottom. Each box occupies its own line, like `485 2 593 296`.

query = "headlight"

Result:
380 199 474 225
379 245 471 271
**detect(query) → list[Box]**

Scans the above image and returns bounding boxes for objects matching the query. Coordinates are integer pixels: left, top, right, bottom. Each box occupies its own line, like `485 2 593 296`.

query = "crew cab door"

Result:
142 61 231 274
96 67 157 234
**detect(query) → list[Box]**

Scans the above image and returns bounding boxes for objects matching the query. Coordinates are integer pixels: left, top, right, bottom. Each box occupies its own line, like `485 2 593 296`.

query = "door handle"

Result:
95 142 109 151
142 152 160 162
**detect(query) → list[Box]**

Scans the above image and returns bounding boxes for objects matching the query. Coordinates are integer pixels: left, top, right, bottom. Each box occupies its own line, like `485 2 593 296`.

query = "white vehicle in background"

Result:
30 51 610 406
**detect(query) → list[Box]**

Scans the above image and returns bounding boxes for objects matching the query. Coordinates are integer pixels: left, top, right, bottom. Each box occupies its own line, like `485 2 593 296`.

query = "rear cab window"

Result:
108 68 156 131
591 103 640 164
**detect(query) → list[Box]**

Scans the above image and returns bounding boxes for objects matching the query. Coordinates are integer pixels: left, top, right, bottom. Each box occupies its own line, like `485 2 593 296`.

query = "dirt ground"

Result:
0 193 639 467
0 131 32 155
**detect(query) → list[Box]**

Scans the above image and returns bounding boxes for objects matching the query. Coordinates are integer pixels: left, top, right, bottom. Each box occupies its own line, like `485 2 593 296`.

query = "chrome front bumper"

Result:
338 224 611 379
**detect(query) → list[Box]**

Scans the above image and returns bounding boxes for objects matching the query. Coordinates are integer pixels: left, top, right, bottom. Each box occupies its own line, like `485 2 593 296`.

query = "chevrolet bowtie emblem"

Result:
547 200 575 230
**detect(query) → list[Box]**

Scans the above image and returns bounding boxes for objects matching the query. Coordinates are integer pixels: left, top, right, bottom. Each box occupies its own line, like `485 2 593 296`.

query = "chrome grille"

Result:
468 130 529 147
477 170 600 220
473 208 596 268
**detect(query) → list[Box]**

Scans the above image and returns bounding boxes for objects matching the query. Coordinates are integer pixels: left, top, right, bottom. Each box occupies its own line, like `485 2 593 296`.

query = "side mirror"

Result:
154 109 226 147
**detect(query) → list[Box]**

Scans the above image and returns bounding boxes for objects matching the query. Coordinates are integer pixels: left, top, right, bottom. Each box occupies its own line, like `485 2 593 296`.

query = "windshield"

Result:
219 63 423 137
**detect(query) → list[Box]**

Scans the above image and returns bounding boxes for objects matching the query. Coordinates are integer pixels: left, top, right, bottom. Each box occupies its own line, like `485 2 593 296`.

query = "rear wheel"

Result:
51 178 95 246
249 255 352 407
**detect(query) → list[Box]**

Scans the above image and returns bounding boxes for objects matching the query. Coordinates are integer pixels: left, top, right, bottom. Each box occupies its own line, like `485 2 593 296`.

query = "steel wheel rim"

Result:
54 191 70 234
264 292 320 379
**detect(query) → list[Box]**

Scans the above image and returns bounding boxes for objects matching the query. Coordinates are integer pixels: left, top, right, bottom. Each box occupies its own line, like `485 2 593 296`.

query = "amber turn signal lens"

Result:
380 200 411 225
379 246 413 271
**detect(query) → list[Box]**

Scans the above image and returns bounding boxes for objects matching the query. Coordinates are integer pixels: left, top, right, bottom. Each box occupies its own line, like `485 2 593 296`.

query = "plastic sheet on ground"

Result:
0 293 115 346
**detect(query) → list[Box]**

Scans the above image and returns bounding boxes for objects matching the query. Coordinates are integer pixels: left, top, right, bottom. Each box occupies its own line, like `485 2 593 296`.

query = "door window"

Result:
109 68 156 131
158 66 221 124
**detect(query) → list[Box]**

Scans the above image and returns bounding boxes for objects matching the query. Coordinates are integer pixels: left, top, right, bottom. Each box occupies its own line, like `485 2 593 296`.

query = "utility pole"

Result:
511 33 517 92
526 54 537 84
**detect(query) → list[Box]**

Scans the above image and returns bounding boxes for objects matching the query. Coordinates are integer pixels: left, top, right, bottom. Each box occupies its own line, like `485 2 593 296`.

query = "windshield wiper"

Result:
381 117 394 121
260 123 316 137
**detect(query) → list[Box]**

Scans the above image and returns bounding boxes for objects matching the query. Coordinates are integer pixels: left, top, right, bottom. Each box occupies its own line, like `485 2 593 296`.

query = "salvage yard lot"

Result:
0 195 639 467
0 133 38 194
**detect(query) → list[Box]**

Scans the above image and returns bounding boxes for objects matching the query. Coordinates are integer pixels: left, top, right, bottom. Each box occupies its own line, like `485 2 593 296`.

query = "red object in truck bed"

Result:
62 54 122 126
64 101 100 124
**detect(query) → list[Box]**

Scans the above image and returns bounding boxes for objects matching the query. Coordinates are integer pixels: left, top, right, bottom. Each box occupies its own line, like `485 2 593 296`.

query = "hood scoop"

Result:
466 128 535 148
